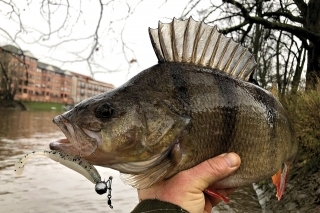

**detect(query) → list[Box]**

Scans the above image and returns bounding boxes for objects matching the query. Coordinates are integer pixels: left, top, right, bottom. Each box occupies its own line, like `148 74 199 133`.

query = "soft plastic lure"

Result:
14 150 114 208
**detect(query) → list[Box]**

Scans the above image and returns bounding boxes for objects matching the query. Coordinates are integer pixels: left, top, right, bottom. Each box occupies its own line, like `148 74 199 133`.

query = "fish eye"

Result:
95 103 114 119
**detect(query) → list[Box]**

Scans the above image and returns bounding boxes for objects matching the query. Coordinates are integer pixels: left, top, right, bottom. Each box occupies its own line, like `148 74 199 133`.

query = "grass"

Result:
22 101 65 111
284 82 320 156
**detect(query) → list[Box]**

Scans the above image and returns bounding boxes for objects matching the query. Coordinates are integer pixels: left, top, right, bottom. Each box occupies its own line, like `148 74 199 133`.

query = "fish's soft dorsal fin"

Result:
149 17 257 81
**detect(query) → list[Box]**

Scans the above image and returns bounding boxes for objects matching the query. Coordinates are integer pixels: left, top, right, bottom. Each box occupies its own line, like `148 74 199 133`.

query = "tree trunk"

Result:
306 43 320 90
306 0 320 89
291 48 306 93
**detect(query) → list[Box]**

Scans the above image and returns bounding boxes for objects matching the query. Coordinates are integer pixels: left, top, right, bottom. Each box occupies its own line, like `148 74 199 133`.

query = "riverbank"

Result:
255 150 320 213
21 101 66 111
0 100 69 111
0 100 26 110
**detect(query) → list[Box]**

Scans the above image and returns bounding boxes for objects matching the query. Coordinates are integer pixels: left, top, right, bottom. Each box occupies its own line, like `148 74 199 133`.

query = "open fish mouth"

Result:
50 115 102 157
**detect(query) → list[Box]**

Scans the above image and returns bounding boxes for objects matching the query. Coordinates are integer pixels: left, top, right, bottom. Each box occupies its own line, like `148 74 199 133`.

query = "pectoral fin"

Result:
272 163 290 201
120 158 172 189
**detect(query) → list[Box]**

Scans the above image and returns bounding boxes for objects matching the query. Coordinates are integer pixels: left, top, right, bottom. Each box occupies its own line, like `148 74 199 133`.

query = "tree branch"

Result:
248 15 320 43
263 11 305 24
222 0 249 17
219 20 249 34
292 0 307 16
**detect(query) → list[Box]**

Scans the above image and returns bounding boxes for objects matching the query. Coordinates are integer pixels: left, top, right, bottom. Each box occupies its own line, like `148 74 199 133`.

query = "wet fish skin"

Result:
51 17 297 191
52 62 296 189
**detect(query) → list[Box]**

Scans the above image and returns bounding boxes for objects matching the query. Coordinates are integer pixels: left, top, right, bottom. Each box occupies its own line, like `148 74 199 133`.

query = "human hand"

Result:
137 152 241 213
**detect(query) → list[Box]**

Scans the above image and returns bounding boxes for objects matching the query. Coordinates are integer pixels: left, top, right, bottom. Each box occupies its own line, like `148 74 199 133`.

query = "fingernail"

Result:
223 153 240 168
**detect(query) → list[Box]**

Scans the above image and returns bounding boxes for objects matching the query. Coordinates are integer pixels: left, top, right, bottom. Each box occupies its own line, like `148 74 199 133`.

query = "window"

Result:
23 89 28 93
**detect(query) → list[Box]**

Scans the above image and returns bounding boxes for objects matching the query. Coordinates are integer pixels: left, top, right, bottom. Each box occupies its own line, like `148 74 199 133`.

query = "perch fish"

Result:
50 17 297 201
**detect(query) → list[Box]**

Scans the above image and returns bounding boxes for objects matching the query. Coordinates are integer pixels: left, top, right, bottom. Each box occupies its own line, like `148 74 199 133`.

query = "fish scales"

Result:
126 62 294 187
50 17 297 198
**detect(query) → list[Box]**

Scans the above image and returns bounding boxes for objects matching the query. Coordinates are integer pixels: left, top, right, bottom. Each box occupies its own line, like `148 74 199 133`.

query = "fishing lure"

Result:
14 150 113 208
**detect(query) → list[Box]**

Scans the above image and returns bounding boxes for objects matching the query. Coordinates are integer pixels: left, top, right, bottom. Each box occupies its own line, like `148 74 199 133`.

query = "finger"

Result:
204 196 213 213
185 152 241 190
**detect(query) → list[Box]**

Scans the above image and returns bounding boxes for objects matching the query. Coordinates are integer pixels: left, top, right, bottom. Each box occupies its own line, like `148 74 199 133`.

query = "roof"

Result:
1 45 36 59
37 61 64 74
69 71 114 88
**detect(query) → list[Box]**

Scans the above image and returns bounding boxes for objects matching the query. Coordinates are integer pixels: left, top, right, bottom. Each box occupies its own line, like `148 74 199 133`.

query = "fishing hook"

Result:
95 176 113 209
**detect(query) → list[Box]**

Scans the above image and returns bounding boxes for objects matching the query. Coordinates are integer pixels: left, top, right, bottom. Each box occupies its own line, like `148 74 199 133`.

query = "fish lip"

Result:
49 139 79 156
52 115 102 156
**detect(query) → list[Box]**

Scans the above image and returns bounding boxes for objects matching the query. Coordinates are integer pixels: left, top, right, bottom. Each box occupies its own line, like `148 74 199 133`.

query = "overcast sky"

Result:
0 0 213 87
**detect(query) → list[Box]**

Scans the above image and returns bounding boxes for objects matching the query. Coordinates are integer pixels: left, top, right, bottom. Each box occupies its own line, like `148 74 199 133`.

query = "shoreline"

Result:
0 100 26 110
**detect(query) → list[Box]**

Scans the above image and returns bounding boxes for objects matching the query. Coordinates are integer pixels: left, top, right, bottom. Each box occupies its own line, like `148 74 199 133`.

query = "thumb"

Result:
186 152 241 190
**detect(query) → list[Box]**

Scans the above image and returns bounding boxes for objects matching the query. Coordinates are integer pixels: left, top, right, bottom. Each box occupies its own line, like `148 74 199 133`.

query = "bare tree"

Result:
181 0 320 92
0 0 142 77
0 49 25 100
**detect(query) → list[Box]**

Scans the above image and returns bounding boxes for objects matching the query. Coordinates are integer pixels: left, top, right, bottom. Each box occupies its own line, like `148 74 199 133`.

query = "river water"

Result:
0 109 263 213
0 110 138 213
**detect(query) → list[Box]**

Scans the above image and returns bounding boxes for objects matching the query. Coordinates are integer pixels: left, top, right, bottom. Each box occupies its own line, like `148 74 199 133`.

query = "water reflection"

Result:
0 110 138 213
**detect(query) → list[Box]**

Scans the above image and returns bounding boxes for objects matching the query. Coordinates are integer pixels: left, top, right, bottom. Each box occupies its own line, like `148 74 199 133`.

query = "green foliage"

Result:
284 83 320 156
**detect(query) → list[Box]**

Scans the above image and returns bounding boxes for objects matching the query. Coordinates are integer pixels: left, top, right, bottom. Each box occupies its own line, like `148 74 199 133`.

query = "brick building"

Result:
36 62 73 104
70 72 114 103
0 45 114 104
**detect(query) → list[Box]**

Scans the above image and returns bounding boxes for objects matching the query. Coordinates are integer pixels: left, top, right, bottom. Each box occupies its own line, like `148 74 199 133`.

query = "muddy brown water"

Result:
0 109 268 212
0 110 137 213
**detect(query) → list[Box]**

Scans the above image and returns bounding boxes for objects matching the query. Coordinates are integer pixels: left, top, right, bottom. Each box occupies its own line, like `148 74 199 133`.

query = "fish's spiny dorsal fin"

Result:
149 17 257 81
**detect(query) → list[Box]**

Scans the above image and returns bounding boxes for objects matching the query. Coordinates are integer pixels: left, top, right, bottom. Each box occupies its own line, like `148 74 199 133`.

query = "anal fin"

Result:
204 188 230 203
272 163 290 201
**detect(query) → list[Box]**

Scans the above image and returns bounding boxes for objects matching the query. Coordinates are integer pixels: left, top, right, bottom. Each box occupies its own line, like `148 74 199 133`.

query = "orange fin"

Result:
272 164 290 201
204 188 229 203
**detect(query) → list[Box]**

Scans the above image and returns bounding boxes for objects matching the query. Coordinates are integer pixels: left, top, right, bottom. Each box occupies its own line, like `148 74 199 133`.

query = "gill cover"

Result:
116 101 190 189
